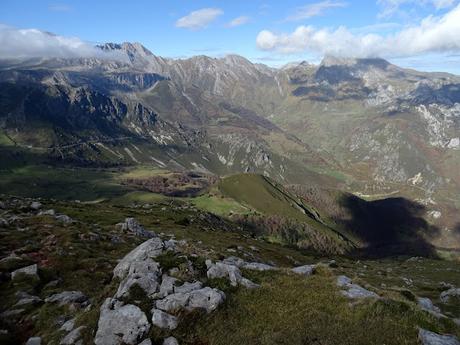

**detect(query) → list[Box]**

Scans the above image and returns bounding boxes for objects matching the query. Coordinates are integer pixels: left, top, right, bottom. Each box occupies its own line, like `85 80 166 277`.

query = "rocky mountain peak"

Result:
320 56 391 70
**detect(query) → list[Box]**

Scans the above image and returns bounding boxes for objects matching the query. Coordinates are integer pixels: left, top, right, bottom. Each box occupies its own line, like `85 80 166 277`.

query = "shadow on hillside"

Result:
339 195 440 258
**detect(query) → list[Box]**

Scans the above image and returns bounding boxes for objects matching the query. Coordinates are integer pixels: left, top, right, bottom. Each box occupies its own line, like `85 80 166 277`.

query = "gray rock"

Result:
418 328 460 345
417 297 443 317
138 340 152 345
240 277 260 289
55 214 73 224
151 309 178 330
206 260 241 286
60 326 85 345
155 292 189 312
174 281 202 294
337 275 352 287
164 239 177 251
156 287 225 313
114 259 161 299
39 209 56 216
163 337 179 345
30 201 42 210
26 337 42 345
15 291 42 306
45 291 88 306
186 287 226 312
336 276 378 299
117 218 155 238
341 284 379 299
113 238 164 280
440 288 460 303
156 275 178 298
222 256 246 267
291 264 316 276
206 260 259 288
94 298 150 345
0 309 24 318
60 318 76 332
0 218 8 227
242 262 277 271
11 264 38 281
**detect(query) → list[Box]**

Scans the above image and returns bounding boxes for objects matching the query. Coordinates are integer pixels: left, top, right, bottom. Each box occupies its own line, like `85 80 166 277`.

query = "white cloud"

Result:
433 0 456 9
378 0 457 18
227 16 250 27
256 4 460 58
175 8 223 30
285 1 347 21
0 24 127 60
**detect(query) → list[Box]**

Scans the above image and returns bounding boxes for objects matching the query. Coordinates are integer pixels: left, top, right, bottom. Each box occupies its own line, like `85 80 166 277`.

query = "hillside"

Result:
0 194 459 345
1 44 460 249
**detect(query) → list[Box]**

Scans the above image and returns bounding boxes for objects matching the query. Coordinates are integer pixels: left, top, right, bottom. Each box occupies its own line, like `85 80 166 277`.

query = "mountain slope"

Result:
1 42 460 249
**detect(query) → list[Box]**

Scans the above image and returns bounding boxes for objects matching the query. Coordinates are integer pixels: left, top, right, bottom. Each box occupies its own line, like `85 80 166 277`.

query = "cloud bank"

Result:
256 4 460 58
176 8 223 30
0 25 127 60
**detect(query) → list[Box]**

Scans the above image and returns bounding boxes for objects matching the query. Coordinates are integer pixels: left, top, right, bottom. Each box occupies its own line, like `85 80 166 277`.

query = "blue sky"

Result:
1 0 460 73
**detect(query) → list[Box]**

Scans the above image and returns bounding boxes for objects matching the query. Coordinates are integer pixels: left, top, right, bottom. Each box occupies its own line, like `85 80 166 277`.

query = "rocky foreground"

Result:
0 196 459 344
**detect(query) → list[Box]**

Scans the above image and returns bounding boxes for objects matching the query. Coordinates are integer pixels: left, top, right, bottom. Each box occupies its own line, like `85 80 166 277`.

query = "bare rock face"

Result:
94 298 150 345
418 328 460 345
113 237 164 279
114 259 161 299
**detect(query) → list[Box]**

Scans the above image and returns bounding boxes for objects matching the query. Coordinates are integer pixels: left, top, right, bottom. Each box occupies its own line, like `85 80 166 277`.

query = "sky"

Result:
1 0 460 73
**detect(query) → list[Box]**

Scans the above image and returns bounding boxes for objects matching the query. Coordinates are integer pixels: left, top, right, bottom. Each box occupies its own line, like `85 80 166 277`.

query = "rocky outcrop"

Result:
94 298 150 345
206 259 259 288
291 264 316 276
95 235 226 344
60 326 85 345
113 237 164 279
116 218 156 238
418 328 460 345
155 287 225 313
440 288 460 303
11 264 38 281
151 309 178 330
45 291 88 307
417 297 444 318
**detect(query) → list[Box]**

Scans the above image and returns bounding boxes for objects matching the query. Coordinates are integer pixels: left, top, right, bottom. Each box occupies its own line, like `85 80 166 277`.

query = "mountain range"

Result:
1 41 460 250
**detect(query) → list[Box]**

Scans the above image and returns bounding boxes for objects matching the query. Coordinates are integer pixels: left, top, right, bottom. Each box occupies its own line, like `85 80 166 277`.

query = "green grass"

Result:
0 165 128 201
190 194 249 216
219 174 310 221
0 132 14 146
180 273 458 345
